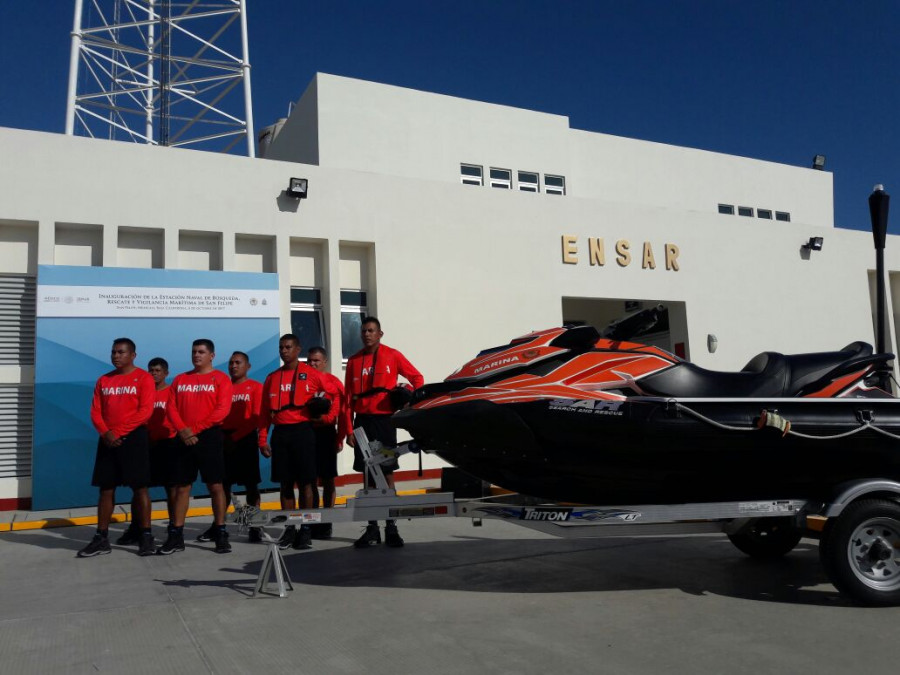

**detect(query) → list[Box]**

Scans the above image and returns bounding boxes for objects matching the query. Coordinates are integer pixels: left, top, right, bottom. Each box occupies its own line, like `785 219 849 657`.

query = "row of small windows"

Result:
718 204 791 222
461 164 566 195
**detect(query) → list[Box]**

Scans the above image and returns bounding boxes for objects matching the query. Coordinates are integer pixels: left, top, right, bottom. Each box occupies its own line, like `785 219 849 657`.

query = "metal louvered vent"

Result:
0 385 33 478
0 274 36 365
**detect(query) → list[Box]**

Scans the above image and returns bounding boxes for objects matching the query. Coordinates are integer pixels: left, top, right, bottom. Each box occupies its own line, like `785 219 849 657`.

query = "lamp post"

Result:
869 185 891 388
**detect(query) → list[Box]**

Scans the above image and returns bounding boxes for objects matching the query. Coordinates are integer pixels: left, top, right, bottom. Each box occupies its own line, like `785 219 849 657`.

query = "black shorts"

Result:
224 430 261 488
91 426 151 489
352 413 398 474
149 436 179 488
173 427 225 486
313 425 338 480
270 422 316 487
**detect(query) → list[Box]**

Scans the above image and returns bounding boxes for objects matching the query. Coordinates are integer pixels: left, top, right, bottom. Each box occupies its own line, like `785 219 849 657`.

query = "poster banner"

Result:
33 265 281 510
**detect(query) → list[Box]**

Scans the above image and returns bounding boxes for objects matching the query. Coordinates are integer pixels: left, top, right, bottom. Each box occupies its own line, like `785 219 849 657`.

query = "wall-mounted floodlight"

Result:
707 334 718 353
803 236 824 251
287 177 308 199
812 155 826 170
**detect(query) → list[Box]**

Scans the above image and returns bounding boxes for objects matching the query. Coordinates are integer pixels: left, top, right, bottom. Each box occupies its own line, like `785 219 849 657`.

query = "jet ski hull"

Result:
394 397 900 504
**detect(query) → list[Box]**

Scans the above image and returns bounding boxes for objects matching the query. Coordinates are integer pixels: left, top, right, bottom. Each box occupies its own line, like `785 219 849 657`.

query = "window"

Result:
490 168 511 189
340 290 368 360
518 171 539 193
718 204 735 215
290 288 324 357
460 164 483 186
738 206 754 217
775 211 791 222
757 209 772 219
544 174 566 196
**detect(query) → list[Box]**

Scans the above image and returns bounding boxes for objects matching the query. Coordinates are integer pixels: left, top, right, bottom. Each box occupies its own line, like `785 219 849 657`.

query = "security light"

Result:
803 237 824 251
287 177 308 199
812 155 826 170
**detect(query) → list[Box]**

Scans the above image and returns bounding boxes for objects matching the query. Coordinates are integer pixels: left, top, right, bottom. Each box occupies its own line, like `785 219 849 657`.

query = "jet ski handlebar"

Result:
601 304 665 340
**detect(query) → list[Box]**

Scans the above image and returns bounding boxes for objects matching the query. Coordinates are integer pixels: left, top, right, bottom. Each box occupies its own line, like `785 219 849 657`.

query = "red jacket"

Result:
166 369 233 434
344 344 424 431
261 363 326 427
223 379 264 444
148 386 177 441
90 368 155 438
314 370 345 442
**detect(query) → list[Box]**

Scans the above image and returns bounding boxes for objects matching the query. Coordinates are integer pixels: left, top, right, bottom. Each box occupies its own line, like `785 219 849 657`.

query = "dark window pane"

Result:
518 172 538 184
490 168 510 180
461 164 482 177
758 209 772 219
290 309 324 357
738 206 753 217
545 175 564 187
775 211 791 222
718 204 734 215
340 290 367 306
290 288 321 304
341 311 366 359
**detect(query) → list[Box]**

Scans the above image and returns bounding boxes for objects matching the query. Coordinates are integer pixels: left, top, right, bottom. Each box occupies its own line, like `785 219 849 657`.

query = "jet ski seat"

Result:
639 342 876 398
640 351 789 397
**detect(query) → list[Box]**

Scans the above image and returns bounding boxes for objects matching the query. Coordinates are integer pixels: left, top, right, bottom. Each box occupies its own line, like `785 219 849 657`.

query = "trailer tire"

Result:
819 499 900 606
727 517 802 559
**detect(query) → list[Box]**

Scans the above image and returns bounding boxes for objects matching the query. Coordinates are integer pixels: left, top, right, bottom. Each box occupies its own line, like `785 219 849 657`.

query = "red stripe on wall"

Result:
0 497 31 511
333 468 442 487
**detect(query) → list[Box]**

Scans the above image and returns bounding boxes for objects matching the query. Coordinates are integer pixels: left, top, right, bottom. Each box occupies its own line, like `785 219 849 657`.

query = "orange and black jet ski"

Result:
394 307 900 504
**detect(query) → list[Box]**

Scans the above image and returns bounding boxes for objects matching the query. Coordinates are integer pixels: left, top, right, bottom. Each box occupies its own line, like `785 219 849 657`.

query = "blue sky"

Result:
1 1 898 233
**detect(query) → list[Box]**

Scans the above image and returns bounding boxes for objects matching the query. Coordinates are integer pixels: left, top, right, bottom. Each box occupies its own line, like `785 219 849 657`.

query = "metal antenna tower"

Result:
65 0 256 157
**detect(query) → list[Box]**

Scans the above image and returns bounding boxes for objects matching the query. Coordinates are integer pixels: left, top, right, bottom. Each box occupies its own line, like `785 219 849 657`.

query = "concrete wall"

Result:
267 74 833 227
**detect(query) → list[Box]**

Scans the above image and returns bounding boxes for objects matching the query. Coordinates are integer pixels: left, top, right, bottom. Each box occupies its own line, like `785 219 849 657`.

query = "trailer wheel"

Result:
727 517 802 559
819 499 900 606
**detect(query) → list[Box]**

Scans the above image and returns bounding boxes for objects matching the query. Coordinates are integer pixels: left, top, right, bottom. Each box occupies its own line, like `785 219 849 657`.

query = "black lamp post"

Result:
868 185 891 388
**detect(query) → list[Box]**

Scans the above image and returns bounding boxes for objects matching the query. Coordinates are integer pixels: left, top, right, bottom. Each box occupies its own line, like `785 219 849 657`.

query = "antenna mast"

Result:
65 0 255 157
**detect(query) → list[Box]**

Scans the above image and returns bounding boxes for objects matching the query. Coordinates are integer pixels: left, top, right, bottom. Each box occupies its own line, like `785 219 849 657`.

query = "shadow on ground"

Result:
222 535 852 607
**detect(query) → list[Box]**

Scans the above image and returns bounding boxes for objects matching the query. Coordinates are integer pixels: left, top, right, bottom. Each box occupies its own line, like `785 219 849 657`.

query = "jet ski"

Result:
394 306 900 505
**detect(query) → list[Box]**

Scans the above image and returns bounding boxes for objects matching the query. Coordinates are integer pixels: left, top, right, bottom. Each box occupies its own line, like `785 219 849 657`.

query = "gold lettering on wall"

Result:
665 243 680 271
589 238 605 266
562 235 578 264
642 242 656 269
559 236 680 271
615 240 631 267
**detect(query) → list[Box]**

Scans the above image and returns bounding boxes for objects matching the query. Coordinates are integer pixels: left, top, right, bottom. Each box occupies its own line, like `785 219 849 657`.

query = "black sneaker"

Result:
157 530 185 555
115 524 141 546
196 525 217 543
214 529 231 554
277 525 296 550
138 532 156 557
354 524 381 548
78 533 111 557
385 523 404 548
292 526 312 550
311 523 333 540
248 527 262 543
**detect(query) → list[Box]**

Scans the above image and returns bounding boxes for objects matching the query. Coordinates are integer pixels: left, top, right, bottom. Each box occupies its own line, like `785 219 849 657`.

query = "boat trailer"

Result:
235 429 900 606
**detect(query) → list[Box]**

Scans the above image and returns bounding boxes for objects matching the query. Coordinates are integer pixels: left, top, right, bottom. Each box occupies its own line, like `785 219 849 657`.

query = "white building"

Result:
1 73 898 508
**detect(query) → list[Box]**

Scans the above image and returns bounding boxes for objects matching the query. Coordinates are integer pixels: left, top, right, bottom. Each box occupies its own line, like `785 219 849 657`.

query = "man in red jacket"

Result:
79 338 155 558
198 350 264 544
306 346 344 539
344 317 423 548
162 339 233 555
116 356 177 548
260 334 327 550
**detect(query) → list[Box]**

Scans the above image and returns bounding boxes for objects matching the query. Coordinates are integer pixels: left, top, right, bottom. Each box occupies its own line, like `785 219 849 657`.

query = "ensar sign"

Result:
561 235 680 271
